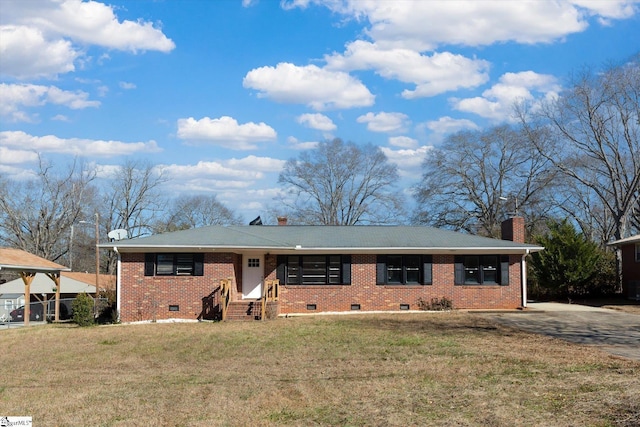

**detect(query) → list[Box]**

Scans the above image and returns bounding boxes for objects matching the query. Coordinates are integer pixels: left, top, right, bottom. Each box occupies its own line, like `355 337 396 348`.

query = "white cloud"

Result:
119 81 136 90
297 113 337 131
425 116 480 135
162 161 264 181
0 25 78 79
357 111 409 133
0 164 38 180
0 83 100 122
452 71 560 121
176 116 277 150
290 1 608 50
159 156 286 197
0 131 161 158
326 41 490 98
570 0 638 23
380 145 433 178
0 146 39 164
287 136 319 150
226 155 287 171
388 136 418 149
51 114 70 122
0 0 175 79
243 62 374 110
2 0 175 52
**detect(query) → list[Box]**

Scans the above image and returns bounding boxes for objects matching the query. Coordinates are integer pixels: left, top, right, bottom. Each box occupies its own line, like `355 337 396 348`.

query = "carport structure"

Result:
0 247 71 325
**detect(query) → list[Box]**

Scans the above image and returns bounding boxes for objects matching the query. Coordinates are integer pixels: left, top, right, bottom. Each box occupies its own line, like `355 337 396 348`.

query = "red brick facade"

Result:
119 252 242 322
119 251 523 322
501 217 525 243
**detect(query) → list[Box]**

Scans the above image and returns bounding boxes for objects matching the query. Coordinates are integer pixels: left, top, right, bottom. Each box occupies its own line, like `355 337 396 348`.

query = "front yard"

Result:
1 313 638 426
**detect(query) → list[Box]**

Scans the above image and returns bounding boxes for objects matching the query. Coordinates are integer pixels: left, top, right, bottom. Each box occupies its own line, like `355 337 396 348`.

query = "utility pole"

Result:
94 212 100 316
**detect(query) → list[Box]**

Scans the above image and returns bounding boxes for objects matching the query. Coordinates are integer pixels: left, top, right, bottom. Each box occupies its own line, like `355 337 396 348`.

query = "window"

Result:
455 255 509 286
144 253 204 276
248 258 260 268
277 255 351 285
376 255 432 285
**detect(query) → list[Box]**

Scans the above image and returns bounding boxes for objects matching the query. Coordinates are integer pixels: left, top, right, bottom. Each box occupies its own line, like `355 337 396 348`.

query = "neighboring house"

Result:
0 272 115 321
609 234 640 300
105 217 543 323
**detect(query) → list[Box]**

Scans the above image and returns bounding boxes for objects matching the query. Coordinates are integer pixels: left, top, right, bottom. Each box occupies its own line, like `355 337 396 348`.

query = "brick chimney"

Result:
277 216 288 226
501 217 525 243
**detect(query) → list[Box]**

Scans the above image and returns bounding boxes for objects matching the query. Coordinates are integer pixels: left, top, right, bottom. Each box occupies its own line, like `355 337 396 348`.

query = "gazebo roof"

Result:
0 247 70 273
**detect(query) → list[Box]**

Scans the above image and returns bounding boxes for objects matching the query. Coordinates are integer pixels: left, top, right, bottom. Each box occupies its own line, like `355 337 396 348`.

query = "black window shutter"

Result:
454 256 464 285
422 255 433 285
144 253 155 276
376 255 386 285
500 255 510 286
194 253 204 276
342 255 351 285
276 255 286 284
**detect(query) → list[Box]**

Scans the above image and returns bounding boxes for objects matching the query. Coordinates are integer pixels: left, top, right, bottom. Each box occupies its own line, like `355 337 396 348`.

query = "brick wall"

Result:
266 254 522 314
121 251 523 322
119 252 241 322
501 217 525 243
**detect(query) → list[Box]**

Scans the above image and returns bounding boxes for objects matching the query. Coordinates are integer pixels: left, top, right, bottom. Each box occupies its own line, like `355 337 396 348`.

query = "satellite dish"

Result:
108 229 129 241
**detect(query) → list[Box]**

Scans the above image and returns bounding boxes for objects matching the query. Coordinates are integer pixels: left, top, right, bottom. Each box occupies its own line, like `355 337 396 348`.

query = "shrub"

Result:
417 297 453 311
72 293 95 327
530 219 602 298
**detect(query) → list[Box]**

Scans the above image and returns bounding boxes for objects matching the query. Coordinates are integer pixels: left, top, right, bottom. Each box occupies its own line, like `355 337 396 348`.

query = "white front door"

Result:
242 254 263 299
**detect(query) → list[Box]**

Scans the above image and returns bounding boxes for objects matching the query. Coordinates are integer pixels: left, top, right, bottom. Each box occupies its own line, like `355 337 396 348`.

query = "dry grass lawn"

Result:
1 313 638 426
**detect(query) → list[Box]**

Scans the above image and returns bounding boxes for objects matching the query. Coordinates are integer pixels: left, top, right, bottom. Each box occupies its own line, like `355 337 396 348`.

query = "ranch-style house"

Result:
105 217 542 322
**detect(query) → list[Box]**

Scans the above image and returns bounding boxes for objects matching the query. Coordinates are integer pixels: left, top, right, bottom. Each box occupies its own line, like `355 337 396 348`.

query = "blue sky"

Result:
1 0 639 222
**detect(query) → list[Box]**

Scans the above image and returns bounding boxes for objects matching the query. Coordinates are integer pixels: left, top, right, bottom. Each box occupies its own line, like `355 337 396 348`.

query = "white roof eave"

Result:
108 244 543 255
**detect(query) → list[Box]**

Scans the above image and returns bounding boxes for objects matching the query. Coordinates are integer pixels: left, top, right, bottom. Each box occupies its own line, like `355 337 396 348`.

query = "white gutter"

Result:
113 246 121 322
521 249 530 308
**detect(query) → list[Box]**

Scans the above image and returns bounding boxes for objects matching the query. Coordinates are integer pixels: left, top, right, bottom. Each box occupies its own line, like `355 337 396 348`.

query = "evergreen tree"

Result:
530 220 602 297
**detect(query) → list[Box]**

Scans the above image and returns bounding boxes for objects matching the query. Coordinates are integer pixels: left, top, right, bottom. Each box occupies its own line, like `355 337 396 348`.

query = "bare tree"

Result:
0 157 97 263
414 125 556 238
102 160 168 273
278 138 404 225
632 192 640 235
519 57 640 243
155 194 242 232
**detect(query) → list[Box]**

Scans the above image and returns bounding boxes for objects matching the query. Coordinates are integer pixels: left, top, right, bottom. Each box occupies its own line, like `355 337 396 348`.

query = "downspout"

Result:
113 247 121 322
521 249 530 309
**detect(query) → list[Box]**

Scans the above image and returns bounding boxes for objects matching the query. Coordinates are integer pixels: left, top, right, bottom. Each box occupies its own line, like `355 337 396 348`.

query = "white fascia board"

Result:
609 235 640 246
109 245 287 253
110 245 544 255
269 246 544 255
0 264 71 272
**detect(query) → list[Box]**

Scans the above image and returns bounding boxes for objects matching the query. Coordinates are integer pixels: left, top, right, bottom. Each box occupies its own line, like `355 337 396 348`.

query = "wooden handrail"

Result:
261 279 280 321
220 278 232 321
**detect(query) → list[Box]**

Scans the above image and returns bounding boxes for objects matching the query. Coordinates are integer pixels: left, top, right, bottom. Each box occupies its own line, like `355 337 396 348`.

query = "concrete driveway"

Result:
481 302 640 361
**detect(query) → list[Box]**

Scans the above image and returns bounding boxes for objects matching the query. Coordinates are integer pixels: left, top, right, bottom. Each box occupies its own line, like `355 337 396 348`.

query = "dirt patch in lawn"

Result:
1 313 638 426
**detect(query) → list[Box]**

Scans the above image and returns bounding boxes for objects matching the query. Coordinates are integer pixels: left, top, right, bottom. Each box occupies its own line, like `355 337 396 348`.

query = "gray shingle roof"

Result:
105 225 543 254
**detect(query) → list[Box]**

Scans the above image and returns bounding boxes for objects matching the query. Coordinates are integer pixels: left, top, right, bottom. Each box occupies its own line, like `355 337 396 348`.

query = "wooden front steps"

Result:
224 299 281 321
226 300 262 321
